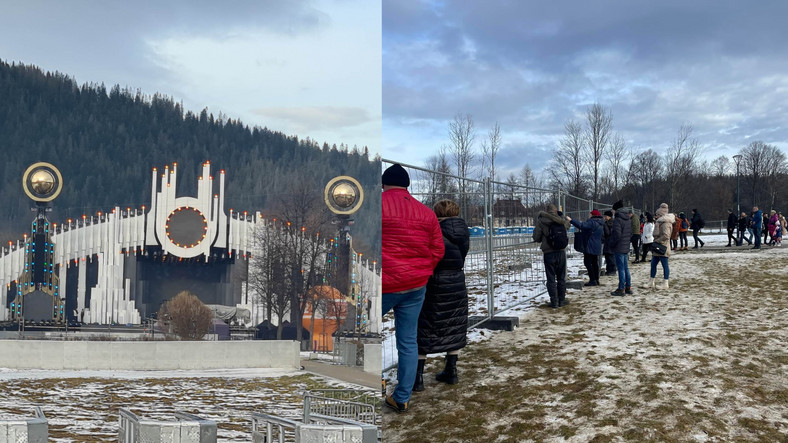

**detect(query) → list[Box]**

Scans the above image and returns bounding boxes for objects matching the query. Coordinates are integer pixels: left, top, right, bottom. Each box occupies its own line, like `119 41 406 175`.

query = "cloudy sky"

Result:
0 0 381 154
383 1 788 178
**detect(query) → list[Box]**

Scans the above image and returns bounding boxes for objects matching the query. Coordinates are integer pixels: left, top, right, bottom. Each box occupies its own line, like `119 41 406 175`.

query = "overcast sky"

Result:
0 0 381 155
383 1 788 179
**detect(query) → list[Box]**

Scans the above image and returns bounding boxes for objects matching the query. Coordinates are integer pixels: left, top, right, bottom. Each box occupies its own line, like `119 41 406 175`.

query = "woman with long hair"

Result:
638 212 654 262
414 199 470 391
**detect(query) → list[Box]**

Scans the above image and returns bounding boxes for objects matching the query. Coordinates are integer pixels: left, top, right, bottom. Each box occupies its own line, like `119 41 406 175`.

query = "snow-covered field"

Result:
384 234 788 441
0 367 367 442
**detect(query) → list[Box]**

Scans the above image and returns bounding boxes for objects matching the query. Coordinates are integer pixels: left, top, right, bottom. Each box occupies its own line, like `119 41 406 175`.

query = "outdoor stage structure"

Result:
0 162 381 336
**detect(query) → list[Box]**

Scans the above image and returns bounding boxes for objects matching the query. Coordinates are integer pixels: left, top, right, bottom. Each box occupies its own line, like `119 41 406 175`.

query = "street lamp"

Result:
733 154 743 215
323 176 365 334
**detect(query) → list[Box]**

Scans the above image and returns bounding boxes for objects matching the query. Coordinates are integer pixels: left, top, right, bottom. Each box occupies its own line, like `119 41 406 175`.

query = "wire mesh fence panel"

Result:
483 180 564 318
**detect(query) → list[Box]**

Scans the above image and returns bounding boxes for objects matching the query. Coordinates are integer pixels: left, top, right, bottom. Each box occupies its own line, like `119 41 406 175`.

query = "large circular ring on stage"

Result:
22 162 63 202
324 176 364 215
165 207 208 248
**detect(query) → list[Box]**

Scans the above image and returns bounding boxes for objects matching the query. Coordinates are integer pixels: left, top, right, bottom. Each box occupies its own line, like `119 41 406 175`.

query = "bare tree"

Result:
606 132 629 191
584 103 613 201
664 123 703 208
550 120 586 197
157 291 213 341
740 141 788 207
480 121 502 184
423 146 456 207
503 173 518 199
448 113 476 218
709 156 731 177
628 149 663 211
250 222 291 339
519 164 536 209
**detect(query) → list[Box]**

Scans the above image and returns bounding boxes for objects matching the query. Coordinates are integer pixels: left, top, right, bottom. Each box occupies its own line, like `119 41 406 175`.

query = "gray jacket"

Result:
533 211 571 253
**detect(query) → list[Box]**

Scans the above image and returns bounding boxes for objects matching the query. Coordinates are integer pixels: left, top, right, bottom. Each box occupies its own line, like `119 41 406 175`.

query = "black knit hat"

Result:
382 164 410 187
612 200 624 211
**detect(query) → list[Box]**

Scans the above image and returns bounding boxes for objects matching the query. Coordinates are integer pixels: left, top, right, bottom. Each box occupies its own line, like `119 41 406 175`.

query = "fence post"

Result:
484 178 495 320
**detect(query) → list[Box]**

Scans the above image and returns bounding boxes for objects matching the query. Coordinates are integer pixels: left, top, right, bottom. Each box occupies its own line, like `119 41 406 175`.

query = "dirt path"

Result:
383 246 788 442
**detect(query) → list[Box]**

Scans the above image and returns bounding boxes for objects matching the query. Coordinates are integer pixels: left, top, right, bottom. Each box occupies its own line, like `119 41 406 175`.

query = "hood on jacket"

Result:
439 217 470 244
538 211 569 227
658 213 677 224
614 211 631 222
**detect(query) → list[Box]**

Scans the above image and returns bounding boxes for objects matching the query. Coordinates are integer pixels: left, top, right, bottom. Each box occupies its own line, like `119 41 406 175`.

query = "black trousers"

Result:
631 235 640 260
604 253 616 273
583 253 600 282
641 243 651 261
727 228 736 245
544 250 567 305
679 231 688 247
692 228 704 246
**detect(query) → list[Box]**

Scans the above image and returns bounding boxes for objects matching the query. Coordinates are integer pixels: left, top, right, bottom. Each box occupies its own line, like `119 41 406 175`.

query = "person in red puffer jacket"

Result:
382 164 444 414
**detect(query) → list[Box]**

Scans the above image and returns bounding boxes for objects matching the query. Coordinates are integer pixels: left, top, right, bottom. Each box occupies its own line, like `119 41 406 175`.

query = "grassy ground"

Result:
383 247 788 442
0 374 338 442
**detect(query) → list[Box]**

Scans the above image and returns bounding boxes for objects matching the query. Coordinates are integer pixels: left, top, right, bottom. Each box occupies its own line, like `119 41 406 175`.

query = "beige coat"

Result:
653 213 676 257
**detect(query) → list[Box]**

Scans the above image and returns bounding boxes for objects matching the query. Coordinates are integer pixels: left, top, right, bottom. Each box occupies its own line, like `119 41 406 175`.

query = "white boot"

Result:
662 279 669 289
641 277 655 289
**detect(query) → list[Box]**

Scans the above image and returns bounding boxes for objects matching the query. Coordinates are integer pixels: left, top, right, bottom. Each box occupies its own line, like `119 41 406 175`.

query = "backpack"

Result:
698 217 705 228
681 219 688 230
546 222 569 250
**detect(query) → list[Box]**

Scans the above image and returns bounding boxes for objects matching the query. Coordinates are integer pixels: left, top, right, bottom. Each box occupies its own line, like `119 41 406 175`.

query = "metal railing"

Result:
308 414 379 443
251 413 299 443
251 412 377 443
0 407 47 443
303 389 380 428
382 160 641 371
118 408 217 443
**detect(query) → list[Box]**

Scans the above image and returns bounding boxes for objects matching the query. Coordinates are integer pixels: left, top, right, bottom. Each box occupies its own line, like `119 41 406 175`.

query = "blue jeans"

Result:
614 253 631 289
650 256 670 279
383 287 426 404
754 226 762 248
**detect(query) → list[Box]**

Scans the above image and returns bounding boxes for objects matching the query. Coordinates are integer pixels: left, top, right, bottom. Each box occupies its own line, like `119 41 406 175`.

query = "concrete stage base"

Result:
0 340 300 370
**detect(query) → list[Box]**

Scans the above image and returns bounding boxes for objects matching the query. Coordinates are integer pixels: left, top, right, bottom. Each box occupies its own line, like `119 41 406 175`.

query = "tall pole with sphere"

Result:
15 162 66 326
323 176 365 334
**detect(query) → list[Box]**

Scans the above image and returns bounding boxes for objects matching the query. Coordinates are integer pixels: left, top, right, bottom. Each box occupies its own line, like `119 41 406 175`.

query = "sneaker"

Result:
584 281 599 287
385 395 408 413
606 271 617 276
610 288 626 296
625 287 633 295
559 299 570 307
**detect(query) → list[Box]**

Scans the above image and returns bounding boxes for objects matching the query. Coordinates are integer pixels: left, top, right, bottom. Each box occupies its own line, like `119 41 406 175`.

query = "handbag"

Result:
650 242 667 255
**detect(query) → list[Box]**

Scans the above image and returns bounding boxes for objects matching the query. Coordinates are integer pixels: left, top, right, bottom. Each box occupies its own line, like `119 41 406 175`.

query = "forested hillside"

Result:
0 60 380 256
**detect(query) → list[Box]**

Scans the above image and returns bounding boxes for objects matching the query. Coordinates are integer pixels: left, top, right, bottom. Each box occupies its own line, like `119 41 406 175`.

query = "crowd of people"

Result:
382 161 786 414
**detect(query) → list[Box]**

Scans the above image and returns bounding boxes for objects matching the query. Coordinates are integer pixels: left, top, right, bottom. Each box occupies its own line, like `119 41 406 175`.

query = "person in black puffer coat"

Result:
414 199 470 391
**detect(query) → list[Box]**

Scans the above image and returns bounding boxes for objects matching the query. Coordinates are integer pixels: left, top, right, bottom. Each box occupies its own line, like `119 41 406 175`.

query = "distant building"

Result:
493 199 532 227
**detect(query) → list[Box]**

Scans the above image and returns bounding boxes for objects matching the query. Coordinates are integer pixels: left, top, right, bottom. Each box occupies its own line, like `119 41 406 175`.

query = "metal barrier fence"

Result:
382 159 641 371
303 389 380 428
0 407 47 443
118 409 217 443
250 412 378 443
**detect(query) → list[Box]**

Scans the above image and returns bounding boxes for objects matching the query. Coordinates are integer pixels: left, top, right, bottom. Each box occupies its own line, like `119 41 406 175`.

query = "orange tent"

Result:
302 285 348 352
